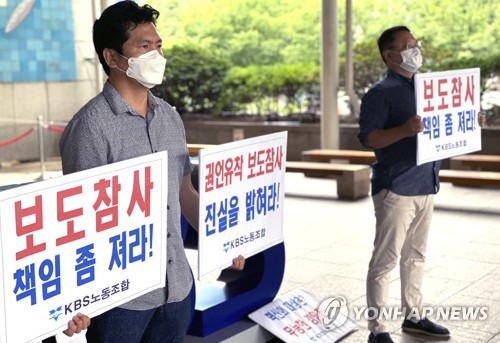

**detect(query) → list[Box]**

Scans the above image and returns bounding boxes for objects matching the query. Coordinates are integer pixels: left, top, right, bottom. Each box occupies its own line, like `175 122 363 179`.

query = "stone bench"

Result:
285 161 371 200
439 169 500 187
301 149 376 165
449 154 500 171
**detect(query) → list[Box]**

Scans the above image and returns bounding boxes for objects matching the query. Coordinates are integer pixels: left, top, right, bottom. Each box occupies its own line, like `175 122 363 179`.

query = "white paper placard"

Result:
249 288 357 342
0 152 168 343
197 132 287 279
416 68 481 165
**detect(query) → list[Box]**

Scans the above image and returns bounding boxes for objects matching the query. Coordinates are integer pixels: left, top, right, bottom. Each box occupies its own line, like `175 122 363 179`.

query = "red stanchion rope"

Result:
0 127 35 147
47 125 65 133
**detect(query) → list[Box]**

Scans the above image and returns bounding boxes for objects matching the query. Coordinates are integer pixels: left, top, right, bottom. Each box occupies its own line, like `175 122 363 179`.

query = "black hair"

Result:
93 1 160 75
377 26 410 63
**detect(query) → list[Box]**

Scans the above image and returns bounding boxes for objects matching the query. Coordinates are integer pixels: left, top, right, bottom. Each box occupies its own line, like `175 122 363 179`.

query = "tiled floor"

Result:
1 160 499 342
279 172 500 343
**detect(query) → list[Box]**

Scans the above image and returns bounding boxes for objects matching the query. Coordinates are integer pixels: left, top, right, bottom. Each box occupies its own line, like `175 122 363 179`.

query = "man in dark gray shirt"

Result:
358 26 484 343
60 2 243 342
358 26 445 343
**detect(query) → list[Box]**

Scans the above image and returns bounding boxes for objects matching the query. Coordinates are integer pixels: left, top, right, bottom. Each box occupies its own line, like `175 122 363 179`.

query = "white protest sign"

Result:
197 131 287 280
249 288 357 342
416 68 481 165
0 152 168 343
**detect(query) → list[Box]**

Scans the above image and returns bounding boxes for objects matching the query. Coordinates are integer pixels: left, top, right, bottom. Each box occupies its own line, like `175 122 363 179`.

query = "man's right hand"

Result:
403 114 424 137
366 114 425 149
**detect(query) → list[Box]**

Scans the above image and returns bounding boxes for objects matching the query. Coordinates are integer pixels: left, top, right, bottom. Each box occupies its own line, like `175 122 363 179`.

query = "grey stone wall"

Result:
2 118 499 164
185 120 500 162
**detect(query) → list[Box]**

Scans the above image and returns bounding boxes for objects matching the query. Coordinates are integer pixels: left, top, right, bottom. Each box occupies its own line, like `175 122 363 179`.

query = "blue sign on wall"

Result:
0 0 76 82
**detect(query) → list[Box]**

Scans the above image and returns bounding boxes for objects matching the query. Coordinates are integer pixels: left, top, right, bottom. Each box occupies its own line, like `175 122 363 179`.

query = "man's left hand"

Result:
478 111 486 127
63 312 91 337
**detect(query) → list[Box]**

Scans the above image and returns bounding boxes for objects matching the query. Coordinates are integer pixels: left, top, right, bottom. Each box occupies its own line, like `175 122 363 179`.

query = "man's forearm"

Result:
366 127 409 149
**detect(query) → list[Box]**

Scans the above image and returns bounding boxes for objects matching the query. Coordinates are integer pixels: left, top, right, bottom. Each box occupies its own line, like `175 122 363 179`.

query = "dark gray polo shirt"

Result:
60 81 193 310
358 70 440 196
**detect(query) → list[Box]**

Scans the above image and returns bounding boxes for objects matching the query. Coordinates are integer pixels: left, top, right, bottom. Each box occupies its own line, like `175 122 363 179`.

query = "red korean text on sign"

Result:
422 79 434 112
292 319 312 334
248 145 283 179
464 75 475 105
204 163 214 192
15 195 46 261
437 78 449 110
451 76 462 108
267 145 283 172
93 175 122 232
304 308 320 324
127 166 153 217
204 155 244 193
247 149 266 179
57 186 85 246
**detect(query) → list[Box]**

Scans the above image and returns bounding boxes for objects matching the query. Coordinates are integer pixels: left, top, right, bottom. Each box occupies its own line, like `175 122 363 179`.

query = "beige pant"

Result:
367 189 434 334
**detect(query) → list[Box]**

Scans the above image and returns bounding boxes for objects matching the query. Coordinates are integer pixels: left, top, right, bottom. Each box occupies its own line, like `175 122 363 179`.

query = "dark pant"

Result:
86 293 191 343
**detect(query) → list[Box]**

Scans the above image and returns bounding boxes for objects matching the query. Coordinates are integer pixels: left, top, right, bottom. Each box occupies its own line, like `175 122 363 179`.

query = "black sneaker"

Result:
368 332 394 343
402 317 450 337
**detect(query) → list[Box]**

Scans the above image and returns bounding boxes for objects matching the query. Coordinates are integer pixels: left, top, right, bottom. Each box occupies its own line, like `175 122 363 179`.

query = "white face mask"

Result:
399 47 423 73
117 50 167 88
